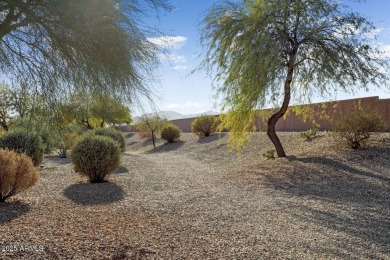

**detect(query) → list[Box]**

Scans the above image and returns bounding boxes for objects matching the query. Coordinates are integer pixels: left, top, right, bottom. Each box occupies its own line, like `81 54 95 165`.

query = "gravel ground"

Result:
0 132 389 259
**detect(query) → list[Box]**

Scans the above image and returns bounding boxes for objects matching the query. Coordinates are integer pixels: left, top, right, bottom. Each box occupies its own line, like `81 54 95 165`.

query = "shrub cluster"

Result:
333 109 387 149
70 135 121 183
160 124 181 143
191 115 218 138
0 149 39 202
0 131 44 166
92 128 126 152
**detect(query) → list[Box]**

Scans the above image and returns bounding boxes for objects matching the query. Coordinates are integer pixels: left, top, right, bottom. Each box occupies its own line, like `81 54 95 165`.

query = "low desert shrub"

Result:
0 131 44 166
300 128 318 141
70 135 121 183
192 115 217 138
333 109 387 149
92 128 126 152
11 117 62 154
161 124 181 143
262 149 275 160
0 149 39 202
39 129 61 154
58 133 80 158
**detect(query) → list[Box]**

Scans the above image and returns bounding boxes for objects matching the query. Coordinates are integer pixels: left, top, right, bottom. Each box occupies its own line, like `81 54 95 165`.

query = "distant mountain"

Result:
157 111 186 120
182 110 220 119
133 110 220 122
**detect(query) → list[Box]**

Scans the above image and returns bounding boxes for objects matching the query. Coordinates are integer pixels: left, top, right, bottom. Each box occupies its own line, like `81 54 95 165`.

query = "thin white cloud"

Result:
164 102 206 110
158 53 188 70
380 44 390 58
159 53 186 64
148 36 187 50
173 65 188 71
148 36 189 71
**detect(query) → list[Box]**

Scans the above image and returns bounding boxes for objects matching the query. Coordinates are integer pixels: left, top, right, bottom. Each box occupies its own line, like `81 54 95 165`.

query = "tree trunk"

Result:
267 65 294 157
151 130 156 147
0 122 8 131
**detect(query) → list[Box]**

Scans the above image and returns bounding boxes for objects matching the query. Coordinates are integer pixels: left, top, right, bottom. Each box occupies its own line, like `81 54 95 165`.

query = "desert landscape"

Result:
1 132 389 259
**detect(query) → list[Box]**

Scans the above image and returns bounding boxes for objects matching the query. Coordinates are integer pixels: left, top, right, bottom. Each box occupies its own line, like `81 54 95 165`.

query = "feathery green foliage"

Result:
59 91 132 129
0 0 171 105
200 0 390 157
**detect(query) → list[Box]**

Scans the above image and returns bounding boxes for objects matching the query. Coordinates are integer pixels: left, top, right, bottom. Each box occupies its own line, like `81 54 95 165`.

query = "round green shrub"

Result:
0 149 39 202
92 128 126 152
0 131 44 166
191 115 218 138
70 135 121 183
161 124 181 143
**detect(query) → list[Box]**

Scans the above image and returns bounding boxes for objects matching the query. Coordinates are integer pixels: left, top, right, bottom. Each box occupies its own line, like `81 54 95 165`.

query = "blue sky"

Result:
137 0 390 115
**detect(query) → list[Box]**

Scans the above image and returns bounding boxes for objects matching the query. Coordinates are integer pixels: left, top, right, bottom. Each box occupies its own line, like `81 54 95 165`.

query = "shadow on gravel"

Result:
288 155 390 184
125 132 135 138
63 183 125 205
264 153 390 250
0 201 30 225
44 155 71 165
114 166 129 174
197 133 227 144
112 246 157 260
144 140 185 154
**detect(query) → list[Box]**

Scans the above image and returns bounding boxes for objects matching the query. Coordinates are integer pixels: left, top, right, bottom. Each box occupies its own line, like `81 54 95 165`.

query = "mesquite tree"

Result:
0 0 170 104
200 0 389 157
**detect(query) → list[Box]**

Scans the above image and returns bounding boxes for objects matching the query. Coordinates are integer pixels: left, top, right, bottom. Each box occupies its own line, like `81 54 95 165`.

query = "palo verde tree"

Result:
91 94 132 127
200 0 389 157
0 0 170 105
137 114 167 147
59 91 132 129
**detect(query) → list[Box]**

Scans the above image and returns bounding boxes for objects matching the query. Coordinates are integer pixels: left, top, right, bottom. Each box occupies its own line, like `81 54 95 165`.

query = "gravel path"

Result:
0 132 389 259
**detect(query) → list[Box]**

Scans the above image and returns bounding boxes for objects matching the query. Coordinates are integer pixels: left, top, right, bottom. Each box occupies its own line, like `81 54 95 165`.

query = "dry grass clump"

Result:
0 149 39 202
137 130 154 138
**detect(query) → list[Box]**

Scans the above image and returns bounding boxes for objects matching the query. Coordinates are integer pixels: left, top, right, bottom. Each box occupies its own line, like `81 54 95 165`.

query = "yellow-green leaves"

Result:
200 0 389 156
